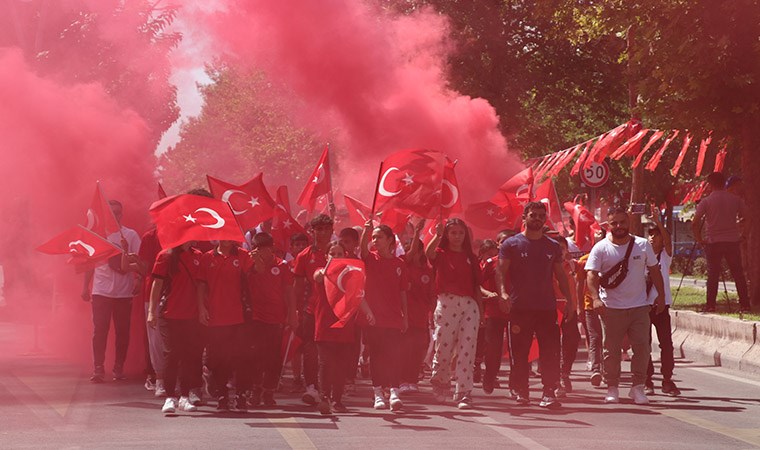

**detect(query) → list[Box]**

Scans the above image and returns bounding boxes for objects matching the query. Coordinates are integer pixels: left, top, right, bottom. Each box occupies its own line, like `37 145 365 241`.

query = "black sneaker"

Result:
262 390 277 406
217 396 230 411
539 394 561 409
250 388 262 407
236 394 249 412
332 401 348 413
318 397 332 415
515 391 530 405
561 378 573 394
473 365 482 384
483 378 495 395
662 380 681 396
90 366 105 383
112 368 126 381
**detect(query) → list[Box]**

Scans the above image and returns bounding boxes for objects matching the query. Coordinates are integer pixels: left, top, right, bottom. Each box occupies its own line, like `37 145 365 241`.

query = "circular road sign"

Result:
580 160 610 188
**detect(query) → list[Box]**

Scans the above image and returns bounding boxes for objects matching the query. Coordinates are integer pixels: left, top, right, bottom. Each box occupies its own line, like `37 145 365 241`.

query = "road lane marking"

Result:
687 367 760 388
474 415 549 449
268 417 317 450
660 409 760 448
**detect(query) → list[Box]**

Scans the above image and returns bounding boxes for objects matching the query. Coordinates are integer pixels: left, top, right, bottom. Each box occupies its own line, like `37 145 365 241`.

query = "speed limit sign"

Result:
580 161 610 188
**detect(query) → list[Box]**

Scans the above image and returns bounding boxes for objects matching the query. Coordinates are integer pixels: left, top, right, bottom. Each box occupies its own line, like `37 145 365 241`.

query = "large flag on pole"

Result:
36 225 123 272
324 258 366 328
564 201 601 252
207 174 276 231
149 195 244 249
534 178 565 233
85 182 121 238
490 167 533 215
297 145 331 212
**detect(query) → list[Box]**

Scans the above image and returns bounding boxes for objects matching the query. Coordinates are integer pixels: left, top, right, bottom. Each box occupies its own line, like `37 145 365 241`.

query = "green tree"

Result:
159 63 323 193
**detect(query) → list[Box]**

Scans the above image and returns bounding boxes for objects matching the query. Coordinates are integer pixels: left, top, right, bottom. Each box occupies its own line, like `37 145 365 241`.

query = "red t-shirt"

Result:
405 263 434 330
482 257 509 319
138 228 162 303
199 249 251 327
249 258 293 324
433 247 479 297
152 248 203 320
293 245 328 314
363 252 409 330
314 283 357 343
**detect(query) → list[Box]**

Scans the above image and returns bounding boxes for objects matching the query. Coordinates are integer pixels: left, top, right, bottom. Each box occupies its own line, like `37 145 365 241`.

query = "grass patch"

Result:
671 286 760 321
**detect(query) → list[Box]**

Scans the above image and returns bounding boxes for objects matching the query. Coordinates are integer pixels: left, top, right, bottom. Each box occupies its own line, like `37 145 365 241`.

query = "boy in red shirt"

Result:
247 232 297 406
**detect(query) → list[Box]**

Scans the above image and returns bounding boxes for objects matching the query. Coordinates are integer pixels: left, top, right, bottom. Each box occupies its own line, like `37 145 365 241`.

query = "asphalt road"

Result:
1 322 759 449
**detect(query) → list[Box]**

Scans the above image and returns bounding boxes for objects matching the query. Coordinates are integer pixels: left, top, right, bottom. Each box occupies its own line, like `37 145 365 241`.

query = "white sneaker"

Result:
628 385 650 405
399 383 412 394
408 384 419 393
162 397 178 414
389 388 403 411
178 396 198 412
188 388 202 406
154 379 166 398
144 376 156 391
605 386 619 404
373 387 387 410
302 384 319 405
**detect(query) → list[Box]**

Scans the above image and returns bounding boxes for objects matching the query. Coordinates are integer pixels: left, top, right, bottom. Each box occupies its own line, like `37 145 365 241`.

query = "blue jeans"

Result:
705 242 749 309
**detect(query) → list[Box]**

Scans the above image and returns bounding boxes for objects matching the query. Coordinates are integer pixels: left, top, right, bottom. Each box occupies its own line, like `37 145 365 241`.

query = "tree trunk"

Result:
741 122 760 306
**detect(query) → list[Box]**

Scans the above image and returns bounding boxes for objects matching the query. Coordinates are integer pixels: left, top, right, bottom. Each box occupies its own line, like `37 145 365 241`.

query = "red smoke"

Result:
193 0 520 202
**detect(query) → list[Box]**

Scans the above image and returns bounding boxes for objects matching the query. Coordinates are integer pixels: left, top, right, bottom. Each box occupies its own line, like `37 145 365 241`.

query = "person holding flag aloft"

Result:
425 218 483 410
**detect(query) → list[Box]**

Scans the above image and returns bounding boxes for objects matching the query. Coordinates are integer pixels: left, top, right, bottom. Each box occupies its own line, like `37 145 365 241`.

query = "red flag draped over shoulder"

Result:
373 148 447 219
324 258 366 328
85 182 121 237
36 225 123 272
297 145 331 212
207 174 276 231
149 194 244 250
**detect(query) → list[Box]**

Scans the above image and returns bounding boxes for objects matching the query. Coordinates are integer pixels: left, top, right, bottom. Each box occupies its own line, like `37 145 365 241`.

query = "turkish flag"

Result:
158 182 168 200
84 182 121 238
632 130 666 168
271 202 307 251
276 185 292 216
534 178 565 233
207 174 277 231
547 145 581 178
324 258 366 328
149 194 244 250
587 124 627 166
373 148 447 219
344 195 409 234
490 167 533 219
281 329 303 364
570 141 593 176
645 130 680 171
37 225 123 272
610 127 648 160
344 195 373 227
564 201 601 252
297 145 331 211
695 134 712 177
465 200 520 231
671 133 693 176
714 142 728 172
441 158 463 217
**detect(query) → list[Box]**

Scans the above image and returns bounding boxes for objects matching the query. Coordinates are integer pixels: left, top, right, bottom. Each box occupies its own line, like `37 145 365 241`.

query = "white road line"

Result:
687 367 760 388
474 415 549 449
268 417 318 450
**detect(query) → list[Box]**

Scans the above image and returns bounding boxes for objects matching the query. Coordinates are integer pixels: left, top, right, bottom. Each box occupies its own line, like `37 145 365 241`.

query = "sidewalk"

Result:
669 275 736 293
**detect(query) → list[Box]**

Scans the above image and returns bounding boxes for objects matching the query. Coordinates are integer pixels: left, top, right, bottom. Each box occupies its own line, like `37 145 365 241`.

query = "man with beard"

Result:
497 202 574 409
585 207 666 405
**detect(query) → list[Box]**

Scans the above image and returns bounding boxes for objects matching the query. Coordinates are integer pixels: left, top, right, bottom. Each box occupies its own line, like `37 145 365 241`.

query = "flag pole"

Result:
370 162 384 218
325 143 335 220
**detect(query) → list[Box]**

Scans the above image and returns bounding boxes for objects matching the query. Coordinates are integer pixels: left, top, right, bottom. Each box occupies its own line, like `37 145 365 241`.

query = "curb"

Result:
672 310 759 375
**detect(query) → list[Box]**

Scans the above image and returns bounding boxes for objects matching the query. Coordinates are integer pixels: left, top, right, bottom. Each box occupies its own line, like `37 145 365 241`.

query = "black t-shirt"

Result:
499 234 561 311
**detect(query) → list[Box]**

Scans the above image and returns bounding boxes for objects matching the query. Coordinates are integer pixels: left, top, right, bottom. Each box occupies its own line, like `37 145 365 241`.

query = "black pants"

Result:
297 312 319 388
705 241 750 309
364 326 402 388
91 295 132 371
207 324 246 397
509 309 560 395
561 313 581 378
484 317 509 383
317 341 353 402
159 317 205 398
400 327 429 384
647 306 675 384
346 326 362 382
248 321 284 392
585 309 603 373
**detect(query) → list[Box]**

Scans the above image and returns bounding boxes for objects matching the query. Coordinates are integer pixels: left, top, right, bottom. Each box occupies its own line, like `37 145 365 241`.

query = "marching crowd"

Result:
80 173 752 415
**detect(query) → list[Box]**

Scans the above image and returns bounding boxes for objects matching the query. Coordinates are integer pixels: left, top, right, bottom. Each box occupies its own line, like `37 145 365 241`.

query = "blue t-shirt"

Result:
499 234 561 311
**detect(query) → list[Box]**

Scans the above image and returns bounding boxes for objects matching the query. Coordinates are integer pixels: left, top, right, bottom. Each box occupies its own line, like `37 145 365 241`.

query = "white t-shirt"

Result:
647 246 673 306
92 226 141 298
585 235 658 309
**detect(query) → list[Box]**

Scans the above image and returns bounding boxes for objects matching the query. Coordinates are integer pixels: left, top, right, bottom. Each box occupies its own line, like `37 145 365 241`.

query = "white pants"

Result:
430 293 479 397
145 303 165 377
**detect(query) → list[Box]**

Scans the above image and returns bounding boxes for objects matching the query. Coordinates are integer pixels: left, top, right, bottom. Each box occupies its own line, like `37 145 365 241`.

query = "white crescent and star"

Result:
313 163 326 184
441 179 459 209
68 240 96 257
85 209 98 230
336 265 363 293
221 189 259 215
378 167 401 197
194 207 226 229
